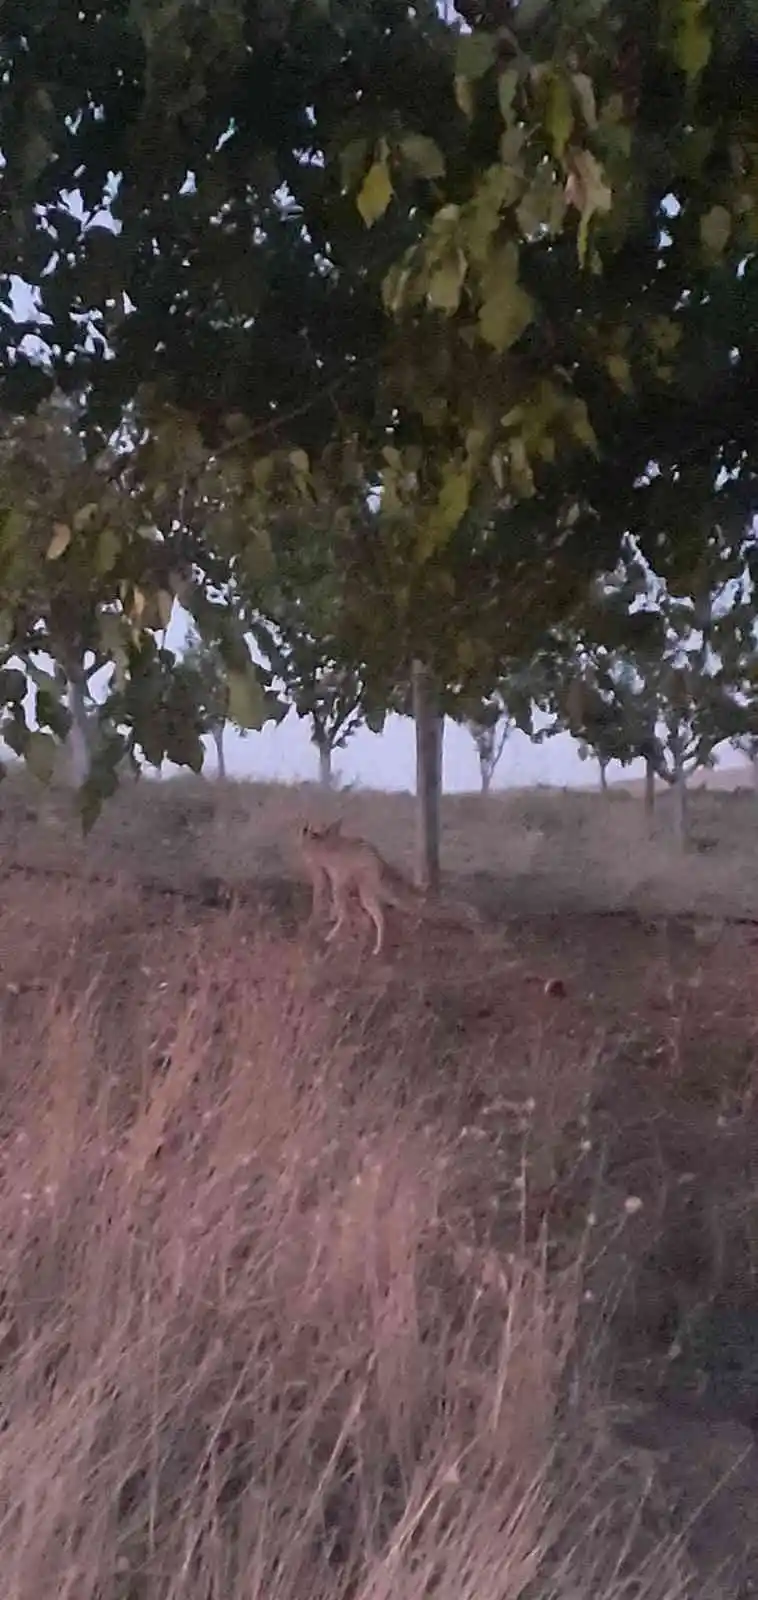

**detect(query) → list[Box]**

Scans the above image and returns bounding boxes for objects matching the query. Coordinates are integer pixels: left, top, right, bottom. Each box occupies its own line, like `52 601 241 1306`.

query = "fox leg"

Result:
359 891 385 956
307 864 329 925
324 875 350 944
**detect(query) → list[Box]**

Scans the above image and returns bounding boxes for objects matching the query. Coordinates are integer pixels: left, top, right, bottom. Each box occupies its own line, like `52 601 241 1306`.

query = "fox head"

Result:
301 820 342 843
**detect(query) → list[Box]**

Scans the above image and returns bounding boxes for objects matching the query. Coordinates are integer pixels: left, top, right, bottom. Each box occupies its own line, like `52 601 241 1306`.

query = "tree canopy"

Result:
2 0 758 806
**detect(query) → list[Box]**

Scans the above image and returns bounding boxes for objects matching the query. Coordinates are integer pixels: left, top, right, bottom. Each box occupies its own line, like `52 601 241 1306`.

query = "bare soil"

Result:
3 771 758 1597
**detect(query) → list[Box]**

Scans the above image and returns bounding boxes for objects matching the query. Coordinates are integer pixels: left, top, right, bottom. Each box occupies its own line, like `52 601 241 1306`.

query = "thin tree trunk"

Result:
480 760 492 796
644 756 656 816
412 659 443 894
751 755 758 796
598 759 608 794
65 665 92 786
672 761 688 846
317 741 333 789
212 723 226 780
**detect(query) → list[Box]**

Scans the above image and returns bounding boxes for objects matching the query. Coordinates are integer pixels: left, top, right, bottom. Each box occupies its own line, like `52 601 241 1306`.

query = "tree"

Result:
459 689 522 794
557 570 758 842
3 0 758 861
182 632 233 779
253 615 374 789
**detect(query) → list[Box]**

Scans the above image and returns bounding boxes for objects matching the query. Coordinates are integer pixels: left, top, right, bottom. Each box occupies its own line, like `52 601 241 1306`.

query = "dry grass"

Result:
4 773 758 1593
4 767 758 919
0 874 700 1600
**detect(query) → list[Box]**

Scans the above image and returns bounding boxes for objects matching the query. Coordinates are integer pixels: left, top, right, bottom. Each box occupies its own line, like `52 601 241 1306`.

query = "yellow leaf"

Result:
356 159 393 227
478 245 534 352
700 203 732 254
227 667 264 730
544 70 574 160
454 75 475 119
497 66 519 126
565 149 613 265
46 522 71 561
568 398 598 452
288 448 310 476
72 502 99 532
572 72 597 129
426 249 467 313
606 352 633 392
382 260 412 314
400 134 445 181
664 0 712 83
508 436 535 498
436 466 470 533
339 136 369 193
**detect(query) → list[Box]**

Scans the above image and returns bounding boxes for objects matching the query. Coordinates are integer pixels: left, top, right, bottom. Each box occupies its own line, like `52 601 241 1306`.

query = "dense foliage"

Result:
1 0 758 813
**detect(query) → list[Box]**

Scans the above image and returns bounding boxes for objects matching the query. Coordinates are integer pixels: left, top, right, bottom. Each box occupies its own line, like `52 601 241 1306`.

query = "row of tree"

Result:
181 525 758 846
1 0 758 875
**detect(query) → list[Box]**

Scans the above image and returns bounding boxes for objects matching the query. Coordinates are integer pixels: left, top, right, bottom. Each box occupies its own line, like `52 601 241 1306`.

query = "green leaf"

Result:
96 526 120 574
700 203 732 254
478 245 534 352
356 159 393 227
544 70 574 159
426 249 467 313
227 667 264 729
513 0 550 25
0 509 30 552
664 0 712 83
455 33 496 81
399 134 445 180
497 67 519 125
46 522 71 560
25 730 56 784
0 667 27 704
288 448 310 476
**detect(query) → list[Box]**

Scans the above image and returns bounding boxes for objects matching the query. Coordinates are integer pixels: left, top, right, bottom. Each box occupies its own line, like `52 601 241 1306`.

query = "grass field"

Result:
3 770 758 1597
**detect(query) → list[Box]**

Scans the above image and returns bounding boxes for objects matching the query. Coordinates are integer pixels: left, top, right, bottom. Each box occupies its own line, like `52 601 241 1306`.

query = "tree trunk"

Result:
644 756 656 816
672 761 688 846
480 757 492 796
212 723 226 780
751 755 758 796
316 740 333 789
412 659 443 893
65 665 92 786
598 758 608 794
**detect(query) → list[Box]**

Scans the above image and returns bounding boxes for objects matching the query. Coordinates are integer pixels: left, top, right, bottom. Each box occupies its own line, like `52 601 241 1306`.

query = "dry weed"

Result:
0 879 696 1600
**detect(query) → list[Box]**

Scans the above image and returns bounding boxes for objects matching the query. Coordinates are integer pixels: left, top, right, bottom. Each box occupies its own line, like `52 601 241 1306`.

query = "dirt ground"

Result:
4 771 758 1595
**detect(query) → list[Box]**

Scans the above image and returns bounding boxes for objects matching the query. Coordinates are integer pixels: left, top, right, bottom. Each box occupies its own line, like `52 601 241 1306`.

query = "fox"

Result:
298 820 480 956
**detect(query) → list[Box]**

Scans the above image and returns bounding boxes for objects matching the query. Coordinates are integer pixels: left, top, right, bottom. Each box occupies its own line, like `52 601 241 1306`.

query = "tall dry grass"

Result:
0 887 691 1599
